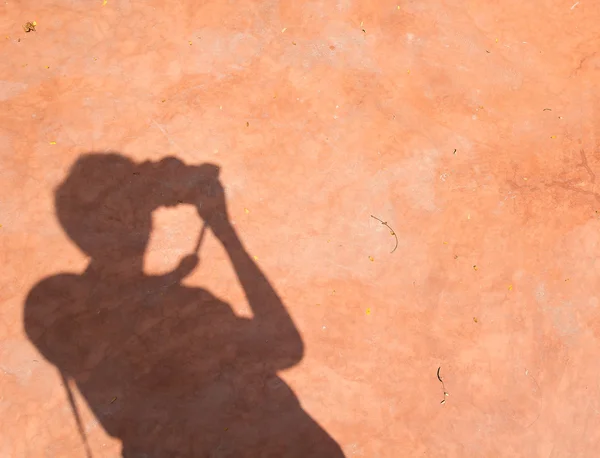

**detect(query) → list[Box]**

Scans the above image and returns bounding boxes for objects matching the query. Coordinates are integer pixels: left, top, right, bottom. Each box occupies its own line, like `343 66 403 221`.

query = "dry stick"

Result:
370 215 398 253
437 367 449 405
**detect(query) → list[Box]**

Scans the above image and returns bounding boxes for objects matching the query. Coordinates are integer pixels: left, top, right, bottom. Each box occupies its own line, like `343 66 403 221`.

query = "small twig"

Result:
543 108 552 111
437 367 449 404
370 215 398 253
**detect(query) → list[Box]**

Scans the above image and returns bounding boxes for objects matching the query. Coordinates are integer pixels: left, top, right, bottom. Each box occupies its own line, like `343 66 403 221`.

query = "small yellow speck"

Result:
110 396 117 404
473 317 478 323
360 21 364 27
102 0 107 5
508 284 513 291
281 27 287 33
390 231 395 236
467 213 471 220
523 177 528 181
244 208 250 214
397 5 400 9
45 66 50 69
473 265 478 271
365 308 371 315
253 255 259 261
327 239 330 243
189 41 193 45
49 141 56 145
550 135 556 139
443 241 448 245
407 69 411 74
219 105 222 110
93 57 98 61
32 21 37 26
495 38 498 43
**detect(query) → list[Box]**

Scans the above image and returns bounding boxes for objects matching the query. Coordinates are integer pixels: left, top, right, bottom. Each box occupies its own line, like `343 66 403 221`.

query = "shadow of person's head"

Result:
55 153 219 270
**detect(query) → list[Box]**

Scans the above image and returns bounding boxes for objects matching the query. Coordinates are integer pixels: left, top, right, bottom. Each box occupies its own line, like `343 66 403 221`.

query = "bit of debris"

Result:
110 397 117 404
453 148 457 155
365 308 371 315
508 284 513 291
246 121 249 127
368 256 374 262
437 367 449 404
473 265 478 271
370 215 398 253
23 21 36 33
543 108 552 111
473 317 478 323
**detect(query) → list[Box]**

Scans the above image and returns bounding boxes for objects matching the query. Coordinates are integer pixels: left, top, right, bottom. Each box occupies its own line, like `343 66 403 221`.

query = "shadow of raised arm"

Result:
204 197 304 370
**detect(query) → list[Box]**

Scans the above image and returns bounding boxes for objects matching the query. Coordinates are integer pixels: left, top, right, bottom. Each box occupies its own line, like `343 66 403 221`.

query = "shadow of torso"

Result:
25 272 342 457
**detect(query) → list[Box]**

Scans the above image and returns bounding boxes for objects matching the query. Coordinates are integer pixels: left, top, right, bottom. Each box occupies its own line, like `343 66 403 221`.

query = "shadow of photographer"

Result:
24 152 344 457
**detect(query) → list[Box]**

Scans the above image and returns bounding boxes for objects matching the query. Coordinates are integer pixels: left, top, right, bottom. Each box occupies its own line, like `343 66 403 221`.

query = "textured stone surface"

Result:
2 0 600 456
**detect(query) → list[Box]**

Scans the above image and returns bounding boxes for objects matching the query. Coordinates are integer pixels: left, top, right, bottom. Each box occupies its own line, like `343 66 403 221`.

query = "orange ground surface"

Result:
2 1 600 457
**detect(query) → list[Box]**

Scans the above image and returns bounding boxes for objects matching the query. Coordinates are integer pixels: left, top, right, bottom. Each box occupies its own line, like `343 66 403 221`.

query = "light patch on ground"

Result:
144 204 202 275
